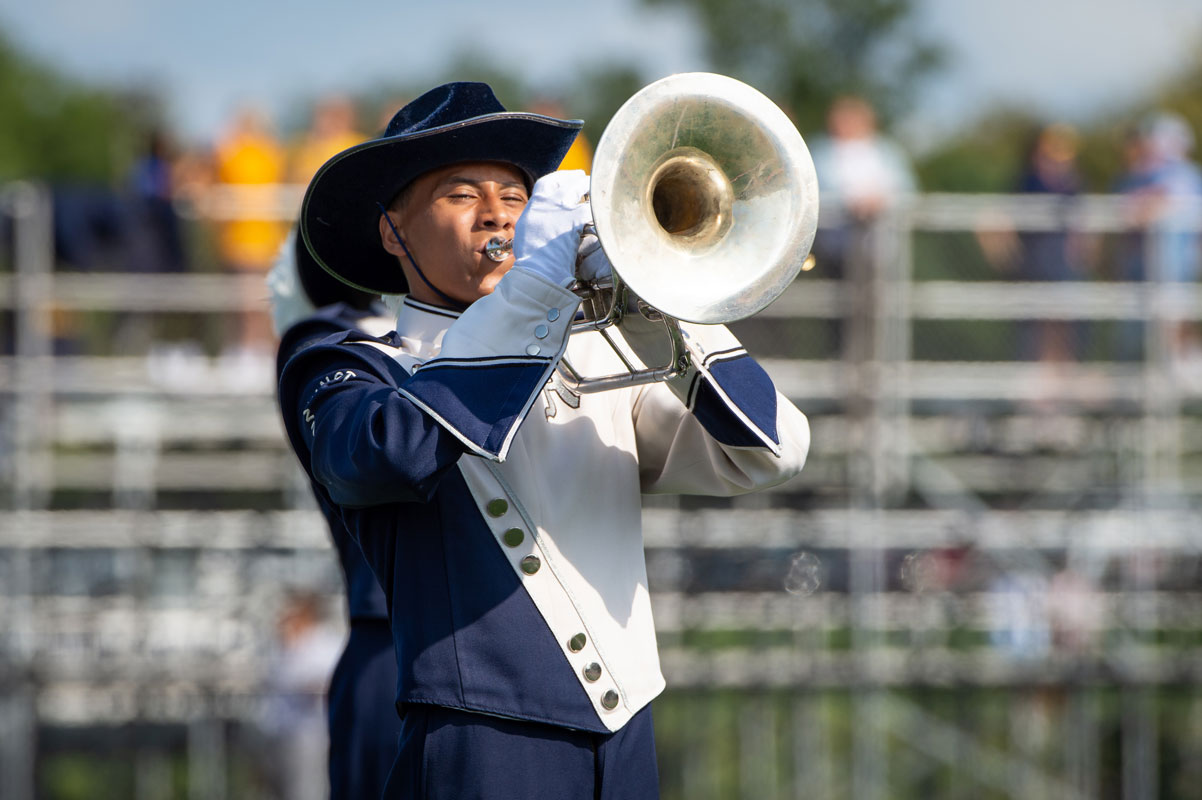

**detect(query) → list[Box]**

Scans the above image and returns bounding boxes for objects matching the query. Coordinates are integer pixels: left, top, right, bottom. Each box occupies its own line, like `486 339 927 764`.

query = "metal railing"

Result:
3 182 1202 799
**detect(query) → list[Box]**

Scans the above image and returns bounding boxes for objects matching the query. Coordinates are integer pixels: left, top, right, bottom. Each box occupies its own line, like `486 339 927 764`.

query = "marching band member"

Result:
268 230 401 800
278 81 810 799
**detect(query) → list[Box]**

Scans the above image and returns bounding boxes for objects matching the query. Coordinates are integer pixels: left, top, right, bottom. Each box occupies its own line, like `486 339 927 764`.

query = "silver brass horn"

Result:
558 72 819 393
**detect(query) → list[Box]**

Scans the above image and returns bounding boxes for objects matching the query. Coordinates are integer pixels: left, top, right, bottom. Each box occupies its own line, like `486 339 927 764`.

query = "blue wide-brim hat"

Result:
300 82 583 295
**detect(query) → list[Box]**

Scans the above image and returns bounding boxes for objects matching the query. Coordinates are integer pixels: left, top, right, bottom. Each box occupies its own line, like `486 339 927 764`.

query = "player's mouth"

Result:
480 236 513 262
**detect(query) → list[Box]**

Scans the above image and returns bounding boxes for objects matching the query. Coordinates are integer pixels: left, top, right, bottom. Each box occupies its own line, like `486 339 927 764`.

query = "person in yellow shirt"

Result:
215 108 287 270
289 95 365 185
214 107 287 348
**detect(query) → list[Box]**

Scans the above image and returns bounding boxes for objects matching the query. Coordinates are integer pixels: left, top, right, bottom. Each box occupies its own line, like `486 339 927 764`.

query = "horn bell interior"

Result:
590 72 819 324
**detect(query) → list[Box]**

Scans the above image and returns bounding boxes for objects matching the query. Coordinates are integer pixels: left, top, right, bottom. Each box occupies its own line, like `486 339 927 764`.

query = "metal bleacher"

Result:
4 180 1202 799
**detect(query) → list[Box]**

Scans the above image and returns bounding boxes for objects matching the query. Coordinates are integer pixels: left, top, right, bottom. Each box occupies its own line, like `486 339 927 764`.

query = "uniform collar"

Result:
394 296 462 360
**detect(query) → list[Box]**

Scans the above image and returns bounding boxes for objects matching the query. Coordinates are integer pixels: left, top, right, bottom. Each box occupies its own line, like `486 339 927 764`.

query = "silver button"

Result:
583 662 602 682
526 344 541 356
520 555 541 575
502 528 524 547
600 690 619 710
567 633 586 652
534 324 549 339
486 498 508 517
546 308 560 322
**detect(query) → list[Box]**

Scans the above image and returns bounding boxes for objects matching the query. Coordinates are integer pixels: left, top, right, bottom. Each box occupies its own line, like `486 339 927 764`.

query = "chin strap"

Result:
377 203 470 312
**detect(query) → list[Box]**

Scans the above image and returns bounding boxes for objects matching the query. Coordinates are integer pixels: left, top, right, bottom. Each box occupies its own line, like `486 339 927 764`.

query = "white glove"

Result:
265 229 316 337
513 170 596 288
576 229 613 284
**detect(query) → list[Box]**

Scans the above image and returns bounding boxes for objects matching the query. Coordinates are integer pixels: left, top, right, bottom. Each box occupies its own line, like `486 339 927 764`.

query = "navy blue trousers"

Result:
327 619 401 800
383 703 660 799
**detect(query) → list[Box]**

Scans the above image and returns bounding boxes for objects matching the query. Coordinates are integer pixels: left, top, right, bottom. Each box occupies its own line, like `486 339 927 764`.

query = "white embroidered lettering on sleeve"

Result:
318 369 357 387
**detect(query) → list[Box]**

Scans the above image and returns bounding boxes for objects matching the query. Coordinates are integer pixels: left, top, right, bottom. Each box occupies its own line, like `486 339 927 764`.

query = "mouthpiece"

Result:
485 236 513 262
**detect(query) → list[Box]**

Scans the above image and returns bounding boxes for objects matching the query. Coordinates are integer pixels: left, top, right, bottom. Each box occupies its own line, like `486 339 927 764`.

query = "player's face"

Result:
382 162 529 306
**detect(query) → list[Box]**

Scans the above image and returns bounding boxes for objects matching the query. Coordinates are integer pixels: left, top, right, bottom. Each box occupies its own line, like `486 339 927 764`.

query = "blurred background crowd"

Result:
3 0 1202 798
3 8 1200 372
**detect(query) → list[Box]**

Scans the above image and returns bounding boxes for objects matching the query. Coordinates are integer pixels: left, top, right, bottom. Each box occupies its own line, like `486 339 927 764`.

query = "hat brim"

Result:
301 112 583 295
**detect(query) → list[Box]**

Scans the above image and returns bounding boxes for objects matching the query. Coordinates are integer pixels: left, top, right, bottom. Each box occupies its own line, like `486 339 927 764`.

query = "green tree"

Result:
641 0 943 135
915 39 1202 193
914 108 1041 192
561 64 648 151
0 30 155 183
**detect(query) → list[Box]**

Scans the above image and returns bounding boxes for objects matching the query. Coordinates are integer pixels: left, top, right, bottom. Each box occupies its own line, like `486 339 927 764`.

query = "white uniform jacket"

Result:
278 267 810 734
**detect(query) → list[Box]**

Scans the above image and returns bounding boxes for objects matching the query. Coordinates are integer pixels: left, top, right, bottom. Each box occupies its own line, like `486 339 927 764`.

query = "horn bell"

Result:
589 72 819 325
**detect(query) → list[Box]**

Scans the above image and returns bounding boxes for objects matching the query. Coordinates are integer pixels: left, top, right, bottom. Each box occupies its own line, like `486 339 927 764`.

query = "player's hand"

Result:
575 229 613 284
513 170 594 288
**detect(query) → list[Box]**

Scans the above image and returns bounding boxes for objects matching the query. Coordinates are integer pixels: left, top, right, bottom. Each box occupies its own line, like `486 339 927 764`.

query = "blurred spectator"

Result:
809 95 916 273
257 591 342 800
215 108 287 269
988 124 1089 364
987 570 1051 661
808 96 915 362
214 107 287 351
47 127 193 355
169 139 218 207
51 184 130 273
1112 126 1156 361
49 184 135 354
530 98 593 173
1047 566 1105 655
127 127 188 273
900 544 974 653
1115 112 1202 371
268 230 400 799
288 95 365 185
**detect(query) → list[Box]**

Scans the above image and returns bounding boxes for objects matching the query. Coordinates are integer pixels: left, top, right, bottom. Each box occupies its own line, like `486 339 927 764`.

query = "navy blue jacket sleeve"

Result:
279 331 468 508
278 268 581 507
276 308 395 618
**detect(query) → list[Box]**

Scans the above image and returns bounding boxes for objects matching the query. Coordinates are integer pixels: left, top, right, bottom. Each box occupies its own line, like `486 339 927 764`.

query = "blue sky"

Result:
1 0 1199 147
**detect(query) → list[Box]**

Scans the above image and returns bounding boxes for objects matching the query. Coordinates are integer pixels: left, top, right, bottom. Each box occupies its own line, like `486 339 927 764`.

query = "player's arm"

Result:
625 317 810 496
282 268 578 507
282 338 467 507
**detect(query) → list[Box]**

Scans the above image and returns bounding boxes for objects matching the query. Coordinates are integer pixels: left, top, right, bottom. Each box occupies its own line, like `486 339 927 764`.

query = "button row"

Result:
525 308 563 356
484 496 618 713
488 499 537 574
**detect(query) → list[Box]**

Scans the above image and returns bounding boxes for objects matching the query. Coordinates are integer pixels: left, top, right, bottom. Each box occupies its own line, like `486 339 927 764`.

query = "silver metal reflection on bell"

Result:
554 72 819 396
485 236 513 262
589 71 819 324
